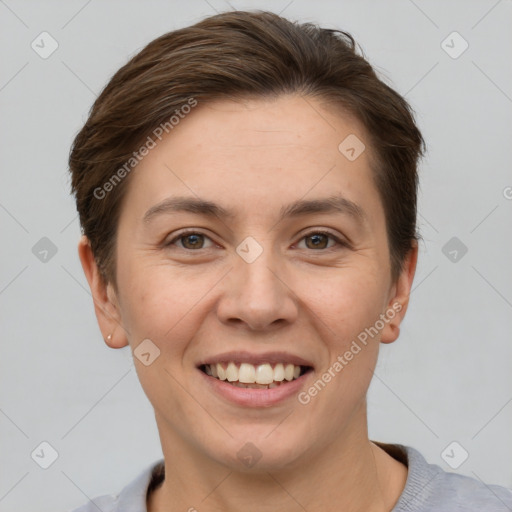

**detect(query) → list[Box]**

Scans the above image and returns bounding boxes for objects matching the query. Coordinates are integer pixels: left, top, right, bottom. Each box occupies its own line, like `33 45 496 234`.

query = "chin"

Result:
204 427 308 473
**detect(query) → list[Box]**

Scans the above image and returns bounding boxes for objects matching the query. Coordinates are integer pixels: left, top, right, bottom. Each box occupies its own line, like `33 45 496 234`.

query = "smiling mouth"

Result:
199 362 313 389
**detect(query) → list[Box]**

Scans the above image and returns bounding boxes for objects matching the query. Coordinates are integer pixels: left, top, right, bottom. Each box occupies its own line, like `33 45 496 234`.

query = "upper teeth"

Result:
204 362 301 384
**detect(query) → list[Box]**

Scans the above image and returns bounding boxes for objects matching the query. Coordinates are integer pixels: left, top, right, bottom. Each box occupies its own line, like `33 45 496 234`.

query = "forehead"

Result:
120 94 382 226
179 95 368 153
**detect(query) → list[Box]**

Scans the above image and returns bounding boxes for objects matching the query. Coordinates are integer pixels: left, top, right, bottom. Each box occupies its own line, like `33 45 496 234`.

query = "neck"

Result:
148 404 407 512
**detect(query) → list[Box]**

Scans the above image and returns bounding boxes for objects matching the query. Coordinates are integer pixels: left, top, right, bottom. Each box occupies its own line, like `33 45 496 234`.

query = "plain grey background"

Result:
1 1 511 511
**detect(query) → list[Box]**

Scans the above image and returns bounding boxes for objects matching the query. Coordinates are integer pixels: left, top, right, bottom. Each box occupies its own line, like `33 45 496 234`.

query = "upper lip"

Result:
197 350 315 368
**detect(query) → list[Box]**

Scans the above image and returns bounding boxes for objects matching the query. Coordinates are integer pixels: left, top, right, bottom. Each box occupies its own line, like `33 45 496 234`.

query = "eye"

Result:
296 230 347 251
164 229 349 252
165 230 215 250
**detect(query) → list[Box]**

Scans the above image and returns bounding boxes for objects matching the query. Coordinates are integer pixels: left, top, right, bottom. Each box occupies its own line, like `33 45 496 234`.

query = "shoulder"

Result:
67 459 164 512
417 467 512 511
382 443 512 511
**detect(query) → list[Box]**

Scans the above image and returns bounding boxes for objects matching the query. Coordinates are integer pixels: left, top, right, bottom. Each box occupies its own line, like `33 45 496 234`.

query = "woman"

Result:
68 10 512 512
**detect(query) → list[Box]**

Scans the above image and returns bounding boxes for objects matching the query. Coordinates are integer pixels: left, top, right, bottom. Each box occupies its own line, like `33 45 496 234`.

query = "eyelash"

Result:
164 229 349 252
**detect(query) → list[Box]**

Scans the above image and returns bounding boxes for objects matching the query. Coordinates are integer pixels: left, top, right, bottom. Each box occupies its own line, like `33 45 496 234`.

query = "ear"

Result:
77 235 128 349
380 241 418 344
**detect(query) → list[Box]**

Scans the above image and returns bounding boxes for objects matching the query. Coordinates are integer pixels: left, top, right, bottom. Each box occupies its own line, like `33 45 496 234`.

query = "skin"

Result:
79 94 418 512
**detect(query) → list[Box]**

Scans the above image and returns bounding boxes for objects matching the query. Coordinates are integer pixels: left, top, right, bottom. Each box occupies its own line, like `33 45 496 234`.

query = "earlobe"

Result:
77 235 129 349
103 328 127 349
380 242 418 345
381 321 401 344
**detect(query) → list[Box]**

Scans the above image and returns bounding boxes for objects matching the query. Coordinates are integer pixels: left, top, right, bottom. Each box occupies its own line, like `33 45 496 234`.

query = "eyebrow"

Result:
143 194 366 226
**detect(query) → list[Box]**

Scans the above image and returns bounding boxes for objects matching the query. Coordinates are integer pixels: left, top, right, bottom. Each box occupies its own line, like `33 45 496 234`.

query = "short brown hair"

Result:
68 9 425 287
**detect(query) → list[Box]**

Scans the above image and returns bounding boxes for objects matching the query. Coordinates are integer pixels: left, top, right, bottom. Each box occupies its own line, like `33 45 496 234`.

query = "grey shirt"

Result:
69 443 512 511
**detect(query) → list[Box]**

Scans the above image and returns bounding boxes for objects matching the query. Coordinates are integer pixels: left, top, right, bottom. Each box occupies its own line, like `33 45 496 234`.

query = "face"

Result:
80 94 416 472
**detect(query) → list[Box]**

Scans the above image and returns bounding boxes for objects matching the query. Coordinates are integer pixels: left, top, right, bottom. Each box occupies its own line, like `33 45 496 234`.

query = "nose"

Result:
216 243 299 332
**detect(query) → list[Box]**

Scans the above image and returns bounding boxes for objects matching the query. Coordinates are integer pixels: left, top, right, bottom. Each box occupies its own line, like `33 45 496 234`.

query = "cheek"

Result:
117 259 221 361
305 266 388 340
115 259 185 347
299 267 386 395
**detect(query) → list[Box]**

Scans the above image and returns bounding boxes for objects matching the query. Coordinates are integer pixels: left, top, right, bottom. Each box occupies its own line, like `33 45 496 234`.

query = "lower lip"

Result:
199 368 312 407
